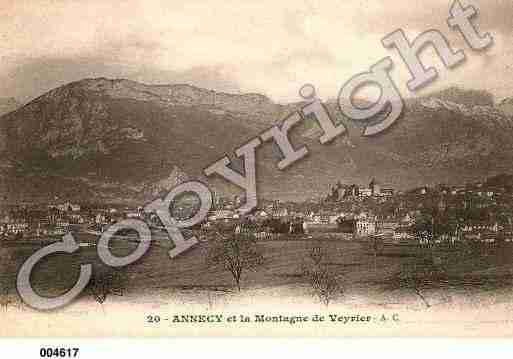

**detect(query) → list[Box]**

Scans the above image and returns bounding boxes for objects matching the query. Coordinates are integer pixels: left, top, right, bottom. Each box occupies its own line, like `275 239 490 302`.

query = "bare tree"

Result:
395 258 447 309
0 249 17 311
301 246 342 306
399 262 431 308
88 268 127 312
206 233 264 291
0 276 12 311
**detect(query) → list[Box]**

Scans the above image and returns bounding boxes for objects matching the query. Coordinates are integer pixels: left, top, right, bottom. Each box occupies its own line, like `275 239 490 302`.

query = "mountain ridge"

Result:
1 78 513 203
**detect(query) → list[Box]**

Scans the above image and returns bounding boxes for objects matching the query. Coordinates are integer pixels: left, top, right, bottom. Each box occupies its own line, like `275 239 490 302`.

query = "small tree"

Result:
206 233 264 291
88 268 127 312
301 246 341 306
0 249 18 311
397 262 431 308
394 255 447 309
0 276 12 311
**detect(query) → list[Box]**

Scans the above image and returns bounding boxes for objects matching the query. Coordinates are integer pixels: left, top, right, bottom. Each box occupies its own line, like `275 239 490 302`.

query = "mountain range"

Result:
1 78 513 204
0 98 19 117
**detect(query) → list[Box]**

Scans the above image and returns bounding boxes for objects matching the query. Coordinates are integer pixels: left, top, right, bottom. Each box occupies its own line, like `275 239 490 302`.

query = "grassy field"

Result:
2 235 513 309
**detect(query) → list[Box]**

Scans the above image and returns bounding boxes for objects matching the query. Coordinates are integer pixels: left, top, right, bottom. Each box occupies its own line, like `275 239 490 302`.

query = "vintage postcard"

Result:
0 0 513 339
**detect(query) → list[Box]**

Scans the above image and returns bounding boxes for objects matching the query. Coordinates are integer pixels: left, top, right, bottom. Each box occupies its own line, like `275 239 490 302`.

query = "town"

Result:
2 174 512 248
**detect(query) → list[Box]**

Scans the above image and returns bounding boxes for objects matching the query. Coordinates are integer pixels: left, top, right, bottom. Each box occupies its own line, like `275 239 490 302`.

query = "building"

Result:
0 219 29 235
95 213 109 224
355 214 377 236
273 207 289 218
369 178 380 196
208 209 235 221
69 213 85 224
393 228 415 241
55 202 81 212
126 212 143 219
381 188 394 197
356 219 376 236
359 188 373 197
377 221 399 236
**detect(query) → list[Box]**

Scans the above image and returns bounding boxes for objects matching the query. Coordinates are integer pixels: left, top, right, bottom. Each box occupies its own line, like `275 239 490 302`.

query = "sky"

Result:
0 0 511 104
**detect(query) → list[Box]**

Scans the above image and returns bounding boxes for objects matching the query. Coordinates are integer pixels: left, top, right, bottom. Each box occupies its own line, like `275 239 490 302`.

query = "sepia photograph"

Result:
0 0 513 342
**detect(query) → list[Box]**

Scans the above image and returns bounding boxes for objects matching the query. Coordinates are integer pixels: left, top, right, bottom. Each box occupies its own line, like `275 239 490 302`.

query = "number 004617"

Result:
40 348 79 358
